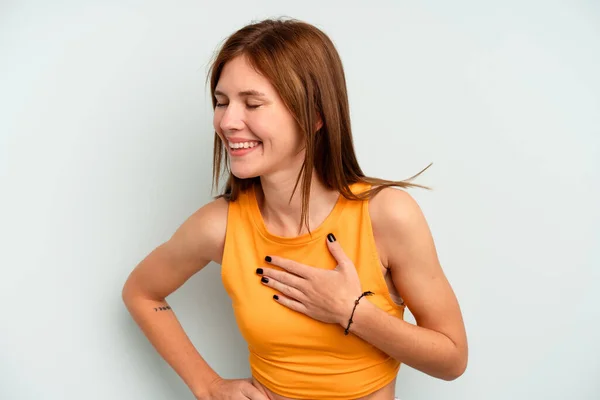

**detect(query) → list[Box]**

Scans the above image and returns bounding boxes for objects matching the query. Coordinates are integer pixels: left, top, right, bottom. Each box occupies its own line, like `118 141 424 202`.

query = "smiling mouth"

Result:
228 140 262 150
227 140 262 156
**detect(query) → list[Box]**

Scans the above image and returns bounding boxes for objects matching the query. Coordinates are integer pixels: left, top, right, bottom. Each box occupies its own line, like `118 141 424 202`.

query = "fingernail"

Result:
256 268 263 275
327 233 336 242
261 277 269 283
273 294 279 300
265 256 272 262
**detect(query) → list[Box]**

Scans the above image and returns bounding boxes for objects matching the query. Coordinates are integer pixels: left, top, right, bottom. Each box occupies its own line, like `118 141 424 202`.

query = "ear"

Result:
315 112 323 132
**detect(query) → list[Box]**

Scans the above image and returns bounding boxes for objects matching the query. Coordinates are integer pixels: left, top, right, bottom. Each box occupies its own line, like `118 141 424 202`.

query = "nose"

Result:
217 103 245 133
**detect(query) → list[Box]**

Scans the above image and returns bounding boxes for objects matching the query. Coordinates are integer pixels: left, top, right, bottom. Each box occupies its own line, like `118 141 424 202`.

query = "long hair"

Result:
207 18 431 233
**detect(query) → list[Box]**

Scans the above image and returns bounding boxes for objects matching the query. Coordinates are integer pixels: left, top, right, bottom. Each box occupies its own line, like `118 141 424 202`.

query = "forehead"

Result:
216 56 275 95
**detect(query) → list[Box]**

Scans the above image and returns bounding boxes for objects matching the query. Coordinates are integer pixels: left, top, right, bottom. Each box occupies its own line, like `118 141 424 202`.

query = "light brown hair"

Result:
208 18 431 233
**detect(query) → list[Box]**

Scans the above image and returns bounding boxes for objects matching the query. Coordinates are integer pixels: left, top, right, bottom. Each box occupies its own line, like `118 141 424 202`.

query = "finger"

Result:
265 255 313 279
325 233 351 268
240 381 269 400
260 267 307 292
272 293 308 314
261 275 306 301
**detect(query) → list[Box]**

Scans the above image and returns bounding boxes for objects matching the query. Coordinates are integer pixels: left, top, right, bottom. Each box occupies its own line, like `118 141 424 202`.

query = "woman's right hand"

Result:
204 377 269 400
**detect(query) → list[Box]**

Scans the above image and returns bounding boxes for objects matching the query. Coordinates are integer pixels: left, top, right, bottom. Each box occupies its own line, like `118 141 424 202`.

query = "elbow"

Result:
121 278 135 304
121 272 146 304
121 278 165 307
121 278 144 307
121 285 131 305
441 352 468 381
121 285 135 311
442 365 466 381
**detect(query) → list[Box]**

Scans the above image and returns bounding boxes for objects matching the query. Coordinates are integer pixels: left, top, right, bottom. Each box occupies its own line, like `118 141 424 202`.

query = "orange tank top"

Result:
221 182 405 399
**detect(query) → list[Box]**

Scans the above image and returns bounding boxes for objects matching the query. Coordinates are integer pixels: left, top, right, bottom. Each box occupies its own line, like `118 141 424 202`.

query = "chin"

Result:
230 167 261 180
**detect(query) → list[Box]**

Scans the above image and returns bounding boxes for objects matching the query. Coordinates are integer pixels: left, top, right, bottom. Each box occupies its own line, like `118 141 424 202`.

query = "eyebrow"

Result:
214 89 267 97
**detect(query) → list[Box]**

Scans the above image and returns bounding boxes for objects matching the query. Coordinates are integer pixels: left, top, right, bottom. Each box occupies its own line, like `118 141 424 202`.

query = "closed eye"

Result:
215 103 261 109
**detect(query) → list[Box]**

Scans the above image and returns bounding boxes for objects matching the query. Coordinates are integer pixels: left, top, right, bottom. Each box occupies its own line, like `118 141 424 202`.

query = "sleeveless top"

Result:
221 182 405 399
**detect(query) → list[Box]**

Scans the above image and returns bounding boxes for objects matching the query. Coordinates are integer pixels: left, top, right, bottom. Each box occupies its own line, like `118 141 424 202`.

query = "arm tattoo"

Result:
153 305 172 312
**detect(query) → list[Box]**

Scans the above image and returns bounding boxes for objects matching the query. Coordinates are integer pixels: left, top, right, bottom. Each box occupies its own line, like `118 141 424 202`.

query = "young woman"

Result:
122 18 468 400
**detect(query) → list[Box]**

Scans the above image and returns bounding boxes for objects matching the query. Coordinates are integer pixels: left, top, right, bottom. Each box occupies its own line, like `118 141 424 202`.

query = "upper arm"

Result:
370 188 467 350
122 197 229 300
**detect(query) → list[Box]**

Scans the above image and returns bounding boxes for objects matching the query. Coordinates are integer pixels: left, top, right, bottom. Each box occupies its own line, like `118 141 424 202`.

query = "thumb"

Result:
326 233 351 268
240 381 269 400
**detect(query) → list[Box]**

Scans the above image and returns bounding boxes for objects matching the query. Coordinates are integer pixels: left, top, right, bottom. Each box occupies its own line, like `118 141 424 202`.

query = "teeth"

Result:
229 141 260 149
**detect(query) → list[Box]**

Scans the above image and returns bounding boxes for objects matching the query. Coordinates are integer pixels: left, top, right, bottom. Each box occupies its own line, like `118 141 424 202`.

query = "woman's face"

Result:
213 55 304 180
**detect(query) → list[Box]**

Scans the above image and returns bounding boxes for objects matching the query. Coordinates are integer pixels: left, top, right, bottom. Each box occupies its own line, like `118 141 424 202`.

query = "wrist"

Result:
336 292 360 326
345 296 377 335
193 375 223 400
338 291 374 330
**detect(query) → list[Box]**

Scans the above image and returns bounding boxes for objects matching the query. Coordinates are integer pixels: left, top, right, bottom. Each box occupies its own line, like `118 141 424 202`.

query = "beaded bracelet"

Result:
344 291 374 335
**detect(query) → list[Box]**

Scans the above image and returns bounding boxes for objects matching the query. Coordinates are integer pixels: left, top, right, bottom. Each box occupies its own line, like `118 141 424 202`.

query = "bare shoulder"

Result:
368 186 430 268
368 185 467 369
368 186 423 225
172 196 229 265
122 197 229 300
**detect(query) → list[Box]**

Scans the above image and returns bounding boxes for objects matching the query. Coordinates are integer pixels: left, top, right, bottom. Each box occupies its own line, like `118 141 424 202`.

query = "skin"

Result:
121 55 467 400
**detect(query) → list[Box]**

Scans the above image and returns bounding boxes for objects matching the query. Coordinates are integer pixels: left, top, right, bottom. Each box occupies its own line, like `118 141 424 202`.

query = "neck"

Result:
256 169 339 237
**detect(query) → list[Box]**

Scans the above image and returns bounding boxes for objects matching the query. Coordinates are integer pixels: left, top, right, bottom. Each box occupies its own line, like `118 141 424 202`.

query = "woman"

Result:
122 18 467 400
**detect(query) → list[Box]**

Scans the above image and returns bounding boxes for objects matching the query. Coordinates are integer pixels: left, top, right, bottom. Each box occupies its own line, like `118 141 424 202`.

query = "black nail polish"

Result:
256 268 263 275
327 233 336 242
265 256 272 262
273 294 279 300
261 277 269 283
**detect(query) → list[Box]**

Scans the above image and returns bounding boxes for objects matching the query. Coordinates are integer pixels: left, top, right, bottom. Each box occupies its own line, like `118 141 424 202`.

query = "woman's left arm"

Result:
348 188 468 381
259 188 468 380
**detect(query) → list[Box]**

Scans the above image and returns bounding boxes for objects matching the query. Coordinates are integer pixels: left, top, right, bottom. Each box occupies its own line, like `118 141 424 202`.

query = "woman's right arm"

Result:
121 198 228 399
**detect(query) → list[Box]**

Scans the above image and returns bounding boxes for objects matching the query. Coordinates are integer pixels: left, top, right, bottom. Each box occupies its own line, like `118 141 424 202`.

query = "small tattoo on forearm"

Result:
153 306 172 312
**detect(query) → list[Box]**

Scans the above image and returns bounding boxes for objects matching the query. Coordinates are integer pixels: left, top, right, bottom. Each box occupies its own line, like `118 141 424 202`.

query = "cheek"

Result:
212 112 221 133
252 114 301 146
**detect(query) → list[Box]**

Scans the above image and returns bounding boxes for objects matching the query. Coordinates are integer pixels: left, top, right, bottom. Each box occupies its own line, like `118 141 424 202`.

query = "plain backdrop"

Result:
1 1 599 399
